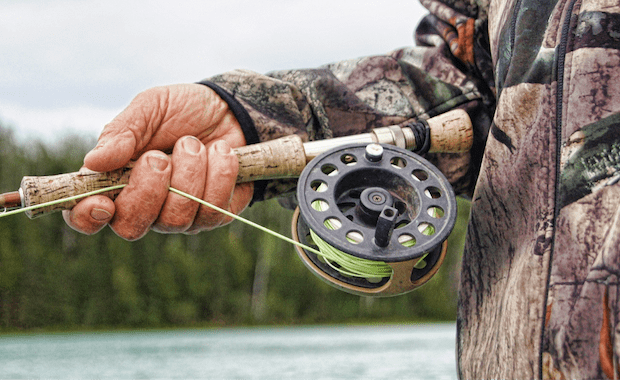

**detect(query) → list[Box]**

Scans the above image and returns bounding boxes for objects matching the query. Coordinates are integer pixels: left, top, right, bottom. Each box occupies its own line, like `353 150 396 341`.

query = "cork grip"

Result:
21 166 133 218
20 135 307 218
234 134 306 182
19 111 472 218
427 109 473 153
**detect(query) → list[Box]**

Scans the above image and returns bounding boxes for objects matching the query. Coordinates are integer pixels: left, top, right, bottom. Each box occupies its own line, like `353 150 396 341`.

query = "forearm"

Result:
204 11 494 201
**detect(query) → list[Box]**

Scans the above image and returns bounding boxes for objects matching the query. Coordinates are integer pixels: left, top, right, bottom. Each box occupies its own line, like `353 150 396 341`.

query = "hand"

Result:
63 84 254 240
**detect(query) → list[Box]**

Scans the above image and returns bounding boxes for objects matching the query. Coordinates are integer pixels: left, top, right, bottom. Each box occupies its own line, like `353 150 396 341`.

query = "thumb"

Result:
83 129 137 172
84 88 165 172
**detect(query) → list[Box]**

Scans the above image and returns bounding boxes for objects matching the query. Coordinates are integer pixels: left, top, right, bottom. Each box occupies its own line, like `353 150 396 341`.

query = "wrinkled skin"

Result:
63 84 253 240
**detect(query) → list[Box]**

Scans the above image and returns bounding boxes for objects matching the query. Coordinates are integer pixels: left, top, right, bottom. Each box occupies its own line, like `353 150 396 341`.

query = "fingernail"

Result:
214 140 232 154
91 208 112 221
182 136 202 154
147 153 169 171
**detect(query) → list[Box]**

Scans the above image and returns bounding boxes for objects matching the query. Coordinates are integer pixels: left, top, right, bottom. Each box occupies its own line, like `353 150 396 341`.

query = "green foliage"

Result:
0 122 471 331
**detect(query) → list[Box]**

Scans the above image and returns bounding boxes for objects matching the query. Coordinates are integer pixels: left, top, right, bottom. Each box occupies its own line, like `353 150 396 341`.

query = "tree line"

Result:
0 122 470 331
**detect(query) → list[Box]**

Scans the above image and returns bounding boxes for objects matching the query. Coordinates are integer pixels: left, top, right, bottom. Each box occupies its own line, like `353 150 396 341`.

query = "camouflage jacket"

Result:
206 0 620 378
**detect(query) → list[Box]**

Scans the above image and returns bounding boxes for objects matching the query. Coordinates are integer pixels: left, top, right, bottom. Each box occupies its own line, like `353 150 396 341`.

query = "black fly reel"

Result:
291 143 457 297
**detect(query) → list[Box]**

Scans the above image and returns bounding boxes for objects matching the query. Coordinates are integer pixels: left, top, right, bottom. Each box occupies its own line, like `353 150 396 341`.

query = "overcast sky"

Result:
0 0 427 144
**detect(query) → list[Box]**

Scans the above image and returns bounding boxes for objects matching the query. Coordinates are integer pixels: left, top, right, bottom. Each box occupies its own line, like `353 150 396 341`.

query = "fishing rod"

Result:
0 109 473 297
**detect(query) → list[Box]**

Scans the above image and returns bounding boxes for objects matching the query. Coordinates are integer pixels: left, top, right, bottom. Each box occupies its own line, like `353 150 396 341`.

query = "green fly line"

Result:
0 184 323 257
309 195 393 281
0 184 128 218
0 184 432 281
308 183 433 280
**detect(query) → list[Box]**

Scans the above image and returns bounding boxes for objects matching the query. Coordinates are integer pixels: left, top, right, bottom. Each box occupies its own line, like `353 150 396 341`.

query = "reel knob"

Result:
292 143 457 297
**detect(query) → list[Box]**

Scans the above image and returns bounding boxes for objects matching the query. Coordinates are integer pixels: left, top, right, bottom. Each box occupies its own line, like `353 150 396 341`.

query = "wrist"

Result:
196 80 266 204
196 81 260 145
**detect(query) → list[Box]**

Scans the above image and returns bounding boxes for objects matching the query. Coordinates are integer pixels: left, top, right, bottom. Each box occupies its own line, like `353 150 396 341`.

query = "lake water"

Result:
0 323 457 379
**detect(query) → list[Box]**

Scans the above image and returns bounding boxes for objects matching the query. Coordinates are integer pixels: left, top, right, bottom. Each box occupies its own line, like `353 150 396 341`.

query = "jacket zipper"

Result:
509 0 523 53
540 0 580 377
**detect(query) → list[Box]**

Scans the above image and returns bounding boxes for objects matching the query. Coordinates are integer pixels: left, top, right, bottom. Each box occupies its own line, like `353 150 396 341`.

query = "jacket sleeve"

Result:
204 0 495 204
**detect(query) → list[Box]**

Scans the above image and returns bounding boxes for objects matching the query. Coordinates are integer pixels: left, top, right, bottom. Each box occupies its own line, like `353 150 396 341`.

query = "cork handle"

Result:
427 109 473 153
235 134 306 182
21 135 307 218
21 166 133 218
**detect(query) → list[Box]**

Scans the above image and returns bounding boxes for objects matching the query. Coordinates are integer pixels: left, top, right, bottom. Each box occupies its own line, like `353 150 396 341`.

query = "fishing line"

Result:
175 189 402 280
0 184 320 253
166 187 323 257
309 229 392 280
0 184 388 280
309 186 393 281
169 188 391 280
0 185 127 218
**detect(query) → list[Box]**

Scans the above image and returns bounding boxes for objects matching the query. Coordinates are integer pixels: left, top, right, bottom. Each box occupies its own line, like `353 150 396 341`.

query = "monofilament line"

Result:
0 185 128 218
0 184 323 257
167 188 323 256
171 189 393 280
1 185 394 280
310 187 393 280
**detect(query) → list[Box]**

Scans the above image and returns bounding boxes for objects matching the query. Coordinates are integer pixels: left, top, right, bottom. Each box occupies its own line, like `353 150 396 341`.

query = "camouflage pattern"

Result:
208 0 620 378
208 42 486 200
459 0 620 378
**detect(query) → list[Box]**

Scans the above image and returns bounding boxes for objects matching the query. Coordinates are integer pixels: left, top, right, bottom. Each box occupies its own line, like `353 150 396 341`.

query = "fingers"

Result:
109 151 172 241
65 138 252 238
152 136 207 233
63 196 115 235
187 140 243 232
229 182 254 217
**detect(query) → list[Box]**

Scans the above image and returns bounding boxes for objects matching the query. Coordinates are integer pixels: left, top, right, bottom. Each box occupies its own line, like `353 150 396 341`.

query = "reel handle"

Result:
19 109 472 218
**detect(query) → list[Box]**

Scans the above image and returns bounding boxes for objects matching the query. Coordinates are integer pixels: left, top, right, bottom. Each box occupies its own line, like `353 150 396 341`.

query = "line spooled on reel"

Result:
0 109 472 298
292 143 456 297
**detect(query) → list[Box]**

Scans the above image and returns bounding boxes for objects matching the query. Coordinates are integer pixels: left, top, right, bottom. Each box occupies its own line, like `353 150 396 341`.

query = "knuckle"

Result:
217 165 237 181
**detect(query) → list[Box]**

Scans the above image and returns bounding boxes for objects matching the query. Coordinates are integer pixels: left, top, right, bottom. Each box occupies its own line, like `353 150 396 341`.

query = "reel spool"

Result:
292 143 457 297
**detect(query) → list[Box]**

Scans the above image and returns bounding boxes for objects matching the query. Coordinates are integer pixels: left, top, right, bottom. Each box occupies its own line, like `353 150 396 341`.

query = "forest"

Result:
0 121 470 331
